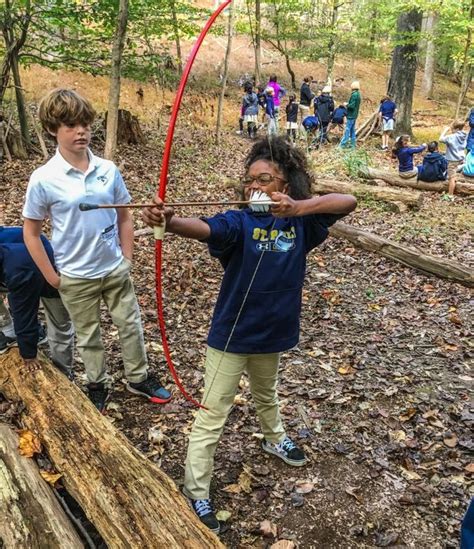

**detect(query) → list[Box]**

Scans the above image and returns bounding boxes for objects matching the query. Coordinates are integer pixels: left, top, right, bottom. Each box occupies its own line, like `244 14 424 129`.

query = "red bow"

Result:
155 0 232 409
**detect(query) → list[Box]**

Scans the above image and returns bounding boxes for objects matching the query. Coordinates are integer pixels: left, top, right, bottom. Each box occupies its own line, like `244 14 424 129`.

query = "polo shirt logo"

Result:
97 175 107 184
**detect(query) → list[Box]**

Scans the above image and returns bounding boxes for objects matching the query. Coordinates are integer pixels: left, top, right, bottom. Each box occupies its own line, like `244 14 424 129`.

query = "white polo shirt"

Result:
22 149 131 278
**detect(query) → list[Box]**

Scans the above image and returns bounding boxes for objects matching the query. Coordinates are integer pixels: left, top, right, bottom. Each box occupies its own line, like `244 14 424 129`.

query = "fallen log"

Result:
313 178 423 208
364 167 474 196
0 350 223 549
330 222 474 288
0 424 83 548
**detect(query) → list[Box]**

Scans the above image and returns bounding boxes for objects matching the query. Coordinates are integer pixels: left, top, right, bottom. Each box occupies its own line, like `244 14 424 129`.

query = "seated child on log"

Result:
416 141 448 182
440 120 467 194
22 88 171 413
0 226 74 376
142 136 357 534
392 135 426 179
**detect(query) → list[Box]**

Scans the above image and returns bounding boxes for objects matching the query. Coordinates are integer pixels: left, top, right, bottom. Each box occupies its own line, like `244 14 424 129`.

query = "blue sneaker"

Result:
126 374 171 404
190 498 220 534
262 436 307 466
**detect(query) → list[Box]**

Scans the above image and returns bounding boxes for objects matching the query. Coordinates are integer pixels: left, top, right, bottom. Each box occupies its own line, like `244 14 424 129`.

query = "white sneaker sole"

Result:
262 442 308 467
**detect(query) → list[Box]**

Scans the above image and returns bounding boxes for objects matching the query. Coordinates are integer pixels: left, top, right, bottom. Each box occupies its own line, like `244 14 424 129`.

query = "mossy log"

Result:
0 424 83 548
0 350 223 549
330 222 474 288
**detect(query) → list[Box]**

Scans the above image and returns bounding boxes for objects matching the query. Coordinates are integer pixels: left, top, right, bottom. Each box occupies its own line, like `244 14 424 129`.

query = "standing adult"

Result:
266 75 286 133
299 76 314 133
339 81 362 149
314 86 335 144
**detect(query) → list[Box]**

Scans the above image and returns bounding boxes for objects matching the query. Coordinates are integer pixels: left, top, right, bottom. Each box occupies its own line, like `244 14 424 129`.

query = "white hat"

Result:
265 87 274 94
322 86 331 93
351 80 360 90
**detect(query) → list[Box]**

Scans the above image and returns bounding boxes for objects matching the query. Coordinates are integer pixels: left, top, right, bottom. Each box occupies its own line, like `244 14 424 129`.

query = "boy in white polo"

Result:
22 88 171 412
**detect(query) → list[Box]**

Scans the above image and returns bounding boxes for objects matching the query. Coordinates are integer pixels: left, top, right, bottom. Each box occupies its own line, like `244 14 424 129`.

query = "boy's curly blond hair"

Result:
39 89 96 134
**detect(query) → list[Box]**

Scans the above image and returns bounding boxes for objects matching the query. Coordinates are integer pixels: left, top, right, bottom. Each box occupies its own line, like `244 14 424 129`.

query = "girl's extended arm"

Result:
270 192 357 218
23 218 60 288
142 202 211 240
117 207 134 261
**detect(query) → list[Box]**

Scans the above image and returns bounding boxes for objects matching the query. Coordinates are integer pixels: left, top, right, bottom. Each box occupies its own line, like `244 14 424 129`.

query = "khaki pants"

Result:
183 346 285 499
41 297 74 376
58 259 147 384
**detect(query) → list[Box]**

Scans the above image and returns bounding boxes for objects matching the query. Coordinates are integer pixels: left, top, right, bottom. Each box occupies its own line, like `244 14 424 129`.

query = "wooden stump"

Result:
330 222 474 288
0 350 223 548
0 424 83 548
104 109 146 145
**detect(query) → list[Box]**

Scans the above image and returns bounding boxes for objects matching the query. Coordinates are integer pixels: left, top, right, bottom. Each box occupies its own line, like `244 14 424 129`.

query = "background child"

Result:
265 87 277 136
0 226 73 375
266 75 286 132
142 136 356 534
328 103 347 136
299 76 314 133
22 88 171 412
242 83 259 139
417 141 447 182
378 95 398 150
392 135 426 179
440 120 467 194
285 93 299 143
313 86 334 144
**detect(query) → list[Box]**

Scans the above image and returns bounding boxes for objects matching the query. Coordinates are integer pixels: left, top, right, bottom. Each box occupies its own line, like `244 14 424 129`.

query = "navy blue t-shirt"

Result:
203 209 343 354
379 100 397 120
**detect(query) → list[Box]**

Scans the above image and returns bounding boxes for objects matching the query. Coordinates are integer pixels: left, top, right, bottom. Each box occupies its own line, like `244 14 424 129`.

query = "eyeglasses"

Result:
241 173 286 187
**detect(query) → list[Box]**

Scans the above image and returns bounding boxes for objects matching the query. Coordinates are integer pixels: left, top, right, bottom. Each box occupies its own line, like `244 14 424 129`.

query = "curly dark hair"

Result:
244 136 313 200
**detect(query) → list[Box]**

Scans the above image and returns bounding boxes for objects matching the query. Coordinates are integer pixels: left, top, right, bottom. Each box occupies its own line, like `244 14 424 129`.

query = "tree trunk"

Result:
421 12 438 98
170 0 183 74
255 0 262 84
215 1 234 145
364 167 474 195
330 223 474 288
388 10 423 136
0 424 83 548
326 0 339 83
0 350 224 548
104 0 129 161
455 2 473 118
313 178 423 208
9 53 30 150
283 51 296 90
104 109 145 145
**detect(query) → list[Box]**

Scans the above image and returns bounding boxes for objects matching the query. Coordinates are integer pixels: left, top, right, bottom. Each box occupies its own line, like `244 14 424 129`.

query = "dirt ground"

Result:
1 33 473 547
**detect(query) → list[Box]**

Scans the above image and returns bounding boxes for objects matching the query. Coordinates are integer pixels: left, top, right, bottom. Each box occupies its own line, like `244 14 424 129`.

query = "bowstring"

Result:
202 134 276 408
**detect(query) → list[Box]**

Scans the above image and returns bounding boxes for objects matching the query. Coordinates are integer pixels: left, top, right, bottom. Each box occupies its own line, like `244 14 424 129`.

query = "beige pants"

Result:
183 346 285 499
58 258 148 384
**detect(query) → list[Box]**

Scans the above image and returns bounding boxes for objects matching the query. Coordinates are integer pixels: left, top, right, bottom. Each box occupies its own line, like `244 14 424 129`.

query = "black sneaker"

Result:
87 383 109 414
38 324 48 346
190 498 220 534
0 331 17 354
126 374 171 404
262 436 308 466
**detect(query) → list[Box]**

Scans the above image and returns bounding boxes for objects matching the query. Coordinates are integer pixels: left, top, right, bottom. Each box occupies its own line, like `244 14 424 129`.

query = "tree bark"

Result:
421 12 438 98
330 222 474 288
215 1 234 145
255 0 262 84
388 10 423 135
455 1 473 118
326 0 340 83
0 350 224 548
169 0 183 74
313 178 423 208
0 424 83 548
364 167 474 195
104 0 129 160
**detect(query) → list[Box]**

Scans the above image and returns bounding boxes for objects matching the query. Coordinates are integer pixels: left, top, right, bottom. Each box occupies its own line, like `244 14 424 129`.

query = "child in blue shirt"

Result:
143 136 356 534
264 87 277 136
417 141 448 182
392 135 427 178
378 95 398 150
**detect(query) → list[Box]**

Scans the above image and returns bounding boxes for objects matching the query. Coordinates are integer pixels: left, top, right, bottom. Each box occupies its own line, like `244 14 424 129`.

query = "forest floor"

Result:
1 44 473 549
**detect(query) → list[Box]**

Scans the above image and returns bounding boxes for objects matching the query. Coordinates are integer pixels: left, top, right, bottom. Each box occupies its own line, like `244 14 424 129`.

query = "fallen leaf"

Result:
18 429 41 457
400 467 421 481
40 470 62 486
465 463 474 474
345 486 363 503
271 541 296 549
399 407 417 422
233 394 248 406
295 481 314 494
443 434 458 448
260 519 278 538
222 483 241 494
216 510 231 522
338 365 356 375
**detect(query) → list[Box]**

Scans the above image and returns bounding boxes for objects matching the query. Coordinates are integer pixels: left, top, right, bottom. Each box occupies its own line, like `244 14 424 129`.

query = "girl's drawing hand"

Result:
270 192 299 217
